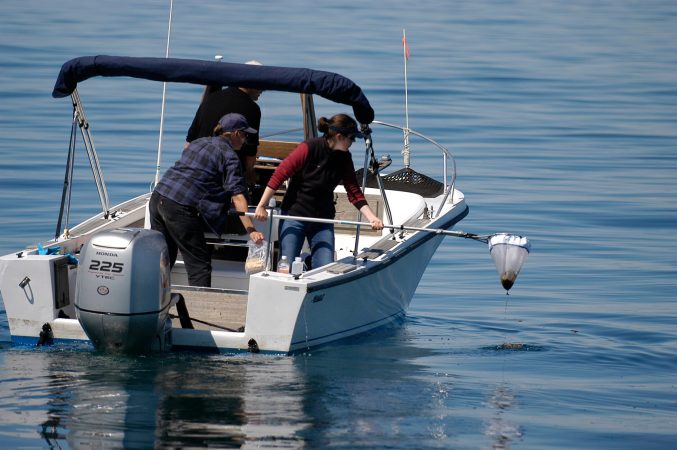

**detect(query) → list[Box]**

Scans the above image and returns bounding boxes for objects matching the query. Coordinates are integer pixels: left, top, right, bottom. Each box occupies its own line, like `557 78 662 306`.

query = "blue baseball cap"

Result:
218 113 257 134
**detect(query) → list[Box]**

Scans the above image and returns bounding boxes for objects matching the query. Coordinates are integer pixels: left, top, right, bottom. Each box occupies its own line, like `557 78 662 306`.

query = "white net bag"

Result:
488 233 530 291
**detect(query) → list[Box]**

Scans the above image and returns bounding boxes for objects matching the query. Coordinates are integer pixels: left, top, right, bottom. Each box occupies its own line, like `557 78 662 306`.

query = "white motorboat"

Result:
0 56 529 354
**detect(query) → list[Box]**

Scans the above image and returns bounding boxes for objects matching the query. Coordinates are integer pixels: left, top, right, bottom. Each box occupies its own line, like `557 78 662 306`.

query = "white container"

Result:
291 256 304 277
277 255 290 273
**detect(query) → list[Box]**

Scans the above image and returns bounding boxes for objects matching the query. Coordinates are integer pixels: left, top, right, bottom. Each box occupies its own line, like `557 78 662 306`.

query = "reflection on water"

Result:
1 0 676 447
484 384 522 450
0 348 311 448
81 354 308 448
0 326 462 448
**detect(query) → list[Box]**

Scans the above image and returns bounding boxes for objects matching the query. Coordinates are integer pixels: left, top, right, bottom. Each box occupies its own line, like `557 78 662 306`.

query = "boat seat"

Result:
254 140 298 196
256 139 298 161
333 192 384 236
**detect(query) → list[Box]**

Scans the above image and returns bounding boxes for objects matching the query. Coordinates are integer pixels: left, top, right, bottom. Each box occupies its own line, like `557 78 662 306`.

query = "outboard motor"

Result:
75 228 172 353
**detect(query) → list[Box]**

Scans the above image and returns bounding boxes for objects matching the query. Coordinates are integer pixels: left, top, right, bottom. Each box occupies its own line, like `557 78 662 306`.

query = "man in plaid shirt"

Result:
150 113 264 287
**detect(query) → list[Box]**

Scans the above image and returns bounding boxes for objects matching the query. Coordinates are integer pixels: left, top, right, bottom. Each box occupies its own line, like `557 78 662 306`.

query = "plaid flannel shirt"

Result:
155 136 246 224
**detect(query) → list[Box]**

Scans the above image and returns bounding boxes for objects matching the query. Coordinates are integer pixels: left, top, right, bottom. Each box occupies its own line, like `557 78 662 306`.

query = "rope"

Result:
168 314 243 333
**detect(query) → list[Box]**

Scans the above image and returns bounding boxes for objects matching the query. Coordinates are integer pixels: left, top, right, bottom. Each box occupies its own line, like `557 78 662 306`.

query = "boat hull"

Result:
1 200 467 354
288 233 445 352
173 204 466 354
164 234 446 354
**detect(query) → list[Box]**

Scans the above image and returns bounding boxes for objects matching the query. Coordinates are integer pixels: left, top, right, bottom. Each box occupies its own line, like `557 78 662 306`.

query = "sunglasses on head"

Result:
329 125 362 141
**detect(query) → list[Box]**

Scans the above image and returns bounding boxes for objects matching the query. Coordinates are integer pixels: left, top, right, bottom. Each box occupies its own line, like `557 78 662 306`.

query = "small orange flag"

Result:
402 33 410 60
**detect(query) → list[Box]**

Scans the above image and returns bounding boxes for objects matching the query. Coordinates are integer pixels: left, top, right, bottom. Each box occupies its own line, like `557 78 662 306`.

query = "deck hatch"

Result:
357 239 399 260
325 263 358 274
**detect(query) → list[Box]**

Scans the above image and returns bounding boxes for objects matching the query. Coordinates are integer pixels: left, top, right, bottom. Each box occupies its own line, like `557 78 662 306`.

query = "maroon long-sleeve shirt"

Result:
267 137 367 219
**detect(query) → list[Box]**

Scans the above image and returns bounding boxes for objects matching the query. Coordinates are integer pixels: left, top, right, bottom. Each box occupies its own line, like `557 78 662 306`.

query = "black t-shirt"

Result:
185 86 261 158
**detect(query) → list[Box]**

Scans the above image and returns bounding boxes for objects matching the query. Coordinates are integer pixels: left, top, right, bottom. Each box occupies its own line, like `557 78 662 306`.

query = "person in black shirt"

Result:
185 60 263 187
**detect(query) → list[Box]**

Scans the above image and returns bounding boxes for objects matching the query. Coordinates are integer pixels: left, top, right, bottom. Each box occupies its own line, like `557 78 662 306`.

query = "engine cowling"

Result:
75 228 171 353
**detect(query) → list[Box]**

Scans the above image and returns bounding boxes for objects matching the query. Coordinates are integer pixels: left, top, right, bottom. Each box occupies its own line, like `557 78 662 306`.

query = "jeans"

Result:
149 191 212 287
278 218 334 270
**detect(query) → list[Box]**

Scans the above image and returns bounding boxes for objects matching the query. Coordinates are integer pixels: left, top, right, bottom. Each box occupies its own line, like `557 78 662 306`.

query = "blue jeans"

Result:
278 218 334 270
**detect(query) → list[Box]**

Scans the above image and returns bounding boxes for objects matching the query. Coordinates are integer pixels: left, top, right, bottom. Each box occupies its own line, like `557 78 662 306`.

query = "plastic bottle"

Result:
277 255 290 274
291 256 304 277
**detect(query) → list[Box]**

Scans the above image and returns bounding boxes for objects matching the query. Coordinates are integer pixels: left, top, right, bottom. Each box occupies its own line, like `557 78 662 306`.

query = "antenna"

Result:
402 29 411 168
153 0 174 187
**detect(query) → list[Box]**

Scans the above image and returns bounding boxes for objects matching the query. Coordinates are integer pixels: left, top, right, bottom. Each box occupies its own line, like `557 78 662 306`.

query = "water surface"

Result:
1 1 676 448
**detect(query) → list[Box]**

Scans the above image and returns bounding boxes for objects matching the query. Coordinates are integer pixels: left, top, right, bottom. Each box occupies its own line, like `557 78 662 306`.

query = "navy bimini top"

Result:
52 55 374 124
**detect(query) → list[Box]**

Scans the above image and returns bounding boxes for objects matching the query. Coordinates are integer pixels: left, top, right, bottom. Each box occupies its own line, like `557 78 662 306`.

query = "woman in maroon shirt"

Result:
255 113 383 269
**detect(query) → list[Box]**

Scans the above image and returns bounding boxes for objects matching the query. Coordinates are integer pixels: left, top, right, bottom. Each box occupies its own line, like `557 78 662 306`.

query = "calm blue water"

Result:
1 0 676 448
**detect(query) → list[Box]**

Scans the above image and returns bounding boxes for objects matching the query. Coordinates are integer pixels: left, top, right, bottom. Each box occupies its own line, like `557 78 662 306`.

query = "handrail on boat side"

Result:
370 121 456 217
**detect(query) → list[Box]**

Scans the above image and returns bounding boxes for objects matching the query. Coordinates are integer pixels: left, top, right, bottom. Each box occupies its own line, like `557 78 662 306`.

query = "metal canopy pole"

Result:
301 94 318 139
71 89 110 217
352 125 396 256
352 133 371 257
365 129 394 229
55 110 78 239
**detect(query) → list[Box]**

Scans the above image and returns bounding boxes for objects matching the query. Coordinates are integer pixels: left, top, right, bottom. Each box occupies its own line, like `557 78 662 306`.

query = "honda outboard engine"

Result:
75 228 171 353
